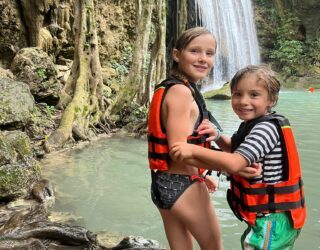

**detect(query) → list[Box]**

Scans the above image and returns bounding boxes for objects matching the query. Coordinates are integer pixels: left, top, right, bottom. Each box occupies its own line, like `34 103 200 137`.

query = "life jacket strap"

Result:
148 152 171 161
148 133 208 146
229 178 305 214
245 198 305 213
232 179 303 195
187 135 208 144
148 134 167 145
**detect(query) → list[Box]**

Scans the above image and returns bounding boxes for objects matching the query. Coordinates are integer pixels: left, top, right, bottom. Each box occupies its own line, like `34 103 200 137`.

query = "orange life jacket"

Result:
147 78 215 173
227 113 306 229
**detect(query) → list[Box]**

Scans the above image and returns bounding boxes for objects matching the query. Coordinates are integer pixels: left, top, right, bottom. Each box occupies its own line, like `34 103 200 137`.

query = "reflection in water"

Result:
42 90 320 249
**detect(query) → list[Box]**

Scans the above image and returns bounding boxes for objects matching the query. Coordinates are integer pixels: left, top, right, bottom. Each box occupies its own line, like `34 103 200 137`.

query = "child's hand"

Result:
237 162 262 178
197 119 219 142
169 142 193 162
204 175 218 193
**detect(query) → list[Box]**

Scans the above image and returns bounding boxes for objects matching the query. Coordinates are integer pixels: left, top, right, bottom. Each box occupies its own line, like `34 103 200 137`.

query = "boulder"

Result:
0 78 35 128
203 82 231 100
0 131 40 200
10 47 62 105
0 0 28 68
112 236 164 249
0 67 14 79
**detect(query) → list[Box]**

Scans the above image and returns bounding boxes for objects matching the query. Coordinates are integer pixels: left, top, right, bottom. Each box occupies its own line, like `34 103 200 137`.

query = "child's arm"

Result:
183 156 262 177
237 162 262 178
170 142 249 174
195 120 262 177
197 119 232 152
171 121 280 175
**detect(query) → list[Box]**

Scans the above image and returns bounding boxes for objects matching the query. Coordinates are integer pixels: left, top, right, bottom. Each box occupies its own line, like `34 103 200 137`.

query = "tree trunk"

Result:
111 0 153 114
144 0 166 105
45 0 105 151
166 0 188 76
176 0 188 38
20 0 58 46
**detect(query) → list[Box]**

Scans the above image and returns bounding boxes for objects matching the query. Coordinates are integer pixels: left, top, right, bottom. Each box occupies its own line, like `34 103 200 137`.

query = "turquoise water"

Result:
42 90 320 249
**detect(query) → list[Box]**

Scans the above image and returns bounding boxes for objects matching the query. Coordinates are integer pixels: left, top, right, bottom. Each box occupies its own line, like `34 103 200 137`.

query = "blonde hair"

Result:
230 65 281 107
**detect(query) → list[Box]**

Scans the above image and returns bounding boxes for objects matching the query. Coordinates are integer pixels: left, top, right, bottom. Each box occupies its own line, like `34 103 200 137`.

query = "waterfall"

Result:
195 0 260 91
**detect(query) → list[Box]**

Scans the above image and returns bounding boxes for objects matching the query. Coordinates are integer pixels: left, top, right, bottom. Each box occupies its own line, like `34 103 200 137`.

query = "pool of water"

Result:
42 90 320 249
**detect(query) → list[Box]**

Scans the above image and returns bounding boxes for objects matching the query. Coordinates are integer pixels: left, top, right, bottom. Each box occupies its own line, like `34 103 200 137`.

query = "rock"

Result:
10 47 62 105
0 239 46 250
96 232 125 248
0 67 14 79
0 131 40 201
48 211 83 224
203 82 231 100
283 0 320 39
0 0 28 68
0 78 35 128
0 205 104 249
31 179 54 203
112 236 164 250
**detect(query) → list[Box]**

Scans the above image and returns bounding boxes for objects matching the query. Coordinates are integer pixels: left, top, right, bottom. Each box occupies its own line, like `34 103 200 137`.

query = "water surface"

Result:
42 90 320 249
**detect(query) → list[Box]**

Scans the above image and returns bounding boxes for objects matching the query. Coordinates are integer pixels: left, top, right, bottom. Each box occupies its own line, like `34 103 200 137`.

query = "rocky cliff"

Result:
252 0 320 84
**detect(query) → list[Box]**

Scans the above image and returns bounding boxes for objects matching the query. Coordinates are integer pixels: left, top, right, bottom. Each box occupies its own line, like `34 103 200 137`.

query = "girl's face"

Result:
173 34 216 82
231 73 273 122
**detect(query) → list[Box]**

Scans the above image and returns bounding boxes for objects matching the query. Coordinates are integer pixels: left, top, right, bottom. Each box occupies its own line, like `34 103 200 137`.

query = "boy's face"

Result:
173 34 216 82
231 74 273 122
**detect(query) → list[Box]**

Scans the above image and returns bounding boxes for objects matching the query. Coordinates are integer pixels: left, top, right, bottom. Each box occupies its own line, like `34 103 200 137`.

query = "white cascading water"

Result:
194 0 260 91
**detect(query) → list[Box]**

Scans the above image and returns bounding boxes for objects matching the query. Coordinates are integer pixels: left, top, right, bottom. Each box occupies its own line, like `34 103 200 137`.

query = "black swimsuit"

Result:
151 171 204 209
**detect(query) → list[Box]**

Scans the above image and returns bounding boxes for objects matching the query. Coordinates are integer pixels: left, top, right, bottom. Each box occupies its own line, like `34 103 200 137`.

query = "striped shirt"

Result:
234 121 284 184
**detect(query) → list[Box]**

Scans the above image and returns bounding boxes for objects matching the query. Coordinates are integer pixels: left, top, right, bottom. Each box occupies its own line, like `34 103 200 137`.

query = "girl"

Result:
147 27 223 250
170 65 306 250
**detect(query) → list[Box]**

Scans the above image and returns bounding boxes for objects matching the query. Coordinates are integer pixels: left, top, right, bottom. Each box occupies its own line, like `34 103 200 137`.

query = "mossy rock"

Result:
0 131 40 200
0 78 35 128
203 82 231 100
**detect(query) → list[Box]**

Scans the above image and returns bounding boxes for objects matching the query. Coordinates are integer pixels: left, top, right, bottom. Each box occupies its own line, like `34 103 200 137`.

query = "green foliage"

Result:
75 106 81 113
46 105 56 118
111 61 129 75
254 0 272 8
110 45 133 82
271 40 304 75
118 101 147 126
270 12 310 77
132 105 148 119
276 13 300 41
0 169 19 187
37 68 47 79
82 105 89 116
305 39 320 64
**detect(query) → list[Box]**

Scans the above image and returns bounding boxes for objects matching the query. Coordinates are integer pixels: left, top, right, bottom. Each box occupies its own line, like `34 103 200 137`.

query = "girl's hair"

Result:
171 27 216 73
230 65 281 107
